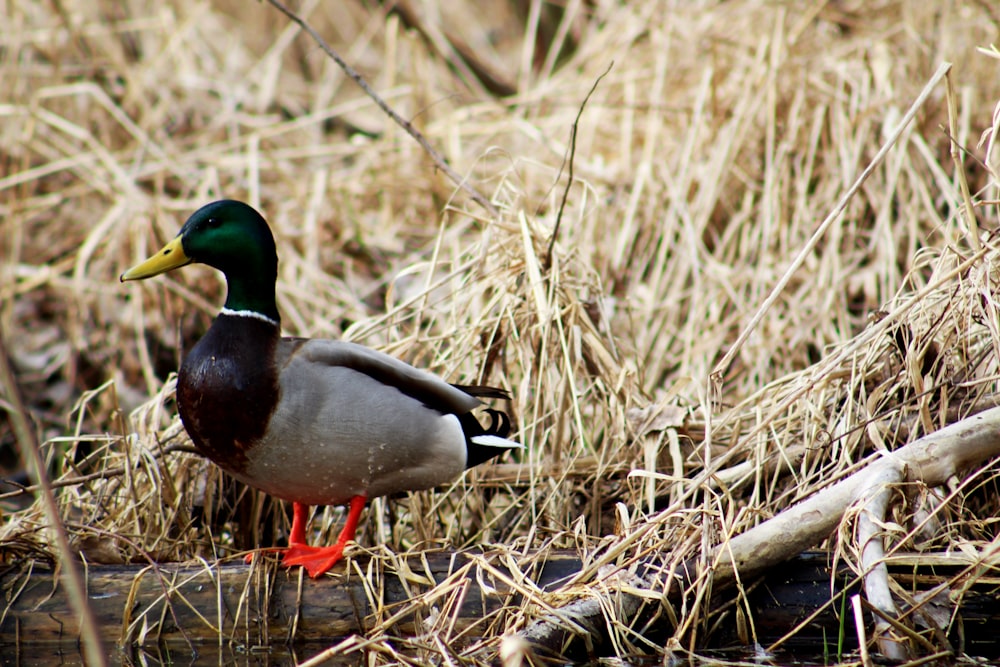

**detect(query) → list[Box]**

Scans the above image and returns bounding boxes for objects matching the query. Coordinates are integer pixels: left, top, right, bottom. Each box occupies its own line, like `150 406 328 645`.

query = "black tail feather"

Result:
458 408 517 468
482 408 511 437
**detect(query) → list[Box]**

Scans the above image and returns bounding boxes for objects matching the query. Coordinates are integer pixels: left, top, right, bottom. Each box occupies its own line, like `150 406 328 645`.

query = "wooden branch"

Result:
515 406 1000 660
856 459 909 660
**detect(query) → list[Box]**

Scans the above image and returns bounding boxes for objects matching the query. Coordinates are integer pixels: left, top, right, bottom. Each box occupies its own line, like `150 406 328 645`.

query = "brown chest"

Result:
176 315 280 474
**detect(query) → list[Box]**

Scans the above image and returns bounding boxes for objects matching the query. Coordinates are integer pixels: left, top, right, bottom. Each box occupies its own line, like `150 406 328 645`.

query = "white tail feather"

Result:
471 434 522 449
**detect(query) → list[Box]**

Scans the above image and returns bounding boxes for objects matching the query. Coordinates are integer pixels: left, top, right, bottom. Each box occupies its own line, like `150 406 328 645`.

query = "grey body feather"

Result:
239 339 486 505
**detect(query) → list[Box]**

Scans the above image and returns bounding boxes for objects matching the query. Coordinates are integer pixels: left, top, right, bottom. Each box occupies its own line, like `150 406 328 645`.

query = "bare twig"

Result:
544 61 613 271
265 0 499 218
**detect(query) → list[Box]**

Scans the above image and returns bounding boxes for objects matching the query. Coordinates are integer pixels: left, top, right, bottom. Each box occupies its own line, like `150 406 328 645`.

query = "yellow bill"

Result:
120 236 191 282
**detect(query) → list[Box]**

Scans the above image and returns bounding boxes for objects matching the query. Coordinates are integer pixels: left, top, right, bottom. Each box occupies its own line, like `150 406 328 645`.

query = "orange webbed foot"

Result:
277 496 367 578
281 542 348 578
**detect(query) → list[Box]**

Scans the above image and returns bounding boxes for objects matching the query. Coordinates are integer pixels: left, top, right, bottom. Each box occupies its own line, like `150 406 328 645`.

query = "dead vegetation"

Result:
2 0 1000 664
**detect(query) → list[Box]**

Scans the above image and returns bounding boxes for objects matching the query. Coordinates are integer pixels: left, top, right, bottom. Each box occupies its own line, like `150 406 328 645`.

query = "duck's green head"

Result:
121 200 280 322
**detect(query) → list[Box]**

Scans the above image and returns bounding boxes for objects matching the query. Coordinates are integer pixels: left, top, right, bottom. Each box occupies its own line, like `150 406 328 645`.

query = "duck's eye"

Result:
205 217 222 229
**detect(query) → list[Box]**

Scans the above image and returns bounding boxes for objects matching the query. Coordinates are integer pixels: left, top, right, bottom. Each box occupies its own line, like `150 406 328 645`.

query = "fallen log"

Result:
0 550 580 650
0 549 997 658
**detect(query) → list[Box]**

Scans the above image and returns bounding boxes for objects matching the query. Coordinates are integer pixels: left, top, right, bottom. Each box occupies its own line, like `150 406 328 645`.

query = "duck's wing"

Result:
279 338 487 415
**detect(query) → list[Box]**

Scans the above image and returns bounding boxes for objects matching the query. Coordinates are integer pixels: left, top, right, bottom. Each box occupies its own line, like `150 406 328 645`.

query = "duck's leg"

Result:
245 502 313 565
282 495 368 578
288 501 310 545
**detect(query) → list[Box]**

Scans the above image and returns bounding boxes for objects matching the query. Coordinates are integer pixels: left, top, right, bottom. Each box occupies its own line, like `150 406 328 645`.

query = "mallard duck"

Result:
121 200 520 578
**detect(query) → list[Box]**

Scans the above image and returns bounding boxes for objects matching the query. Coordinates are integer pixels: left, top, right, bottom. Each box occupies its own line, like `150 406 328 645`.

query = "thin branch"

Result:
0 333 107 666
545 61 613 271
265 0 499 219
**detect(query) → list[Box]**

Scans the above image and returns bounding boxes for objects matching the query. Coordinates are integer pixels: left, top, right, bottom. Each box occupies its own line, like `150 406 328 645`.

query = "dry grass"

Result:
2 0 1000 663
